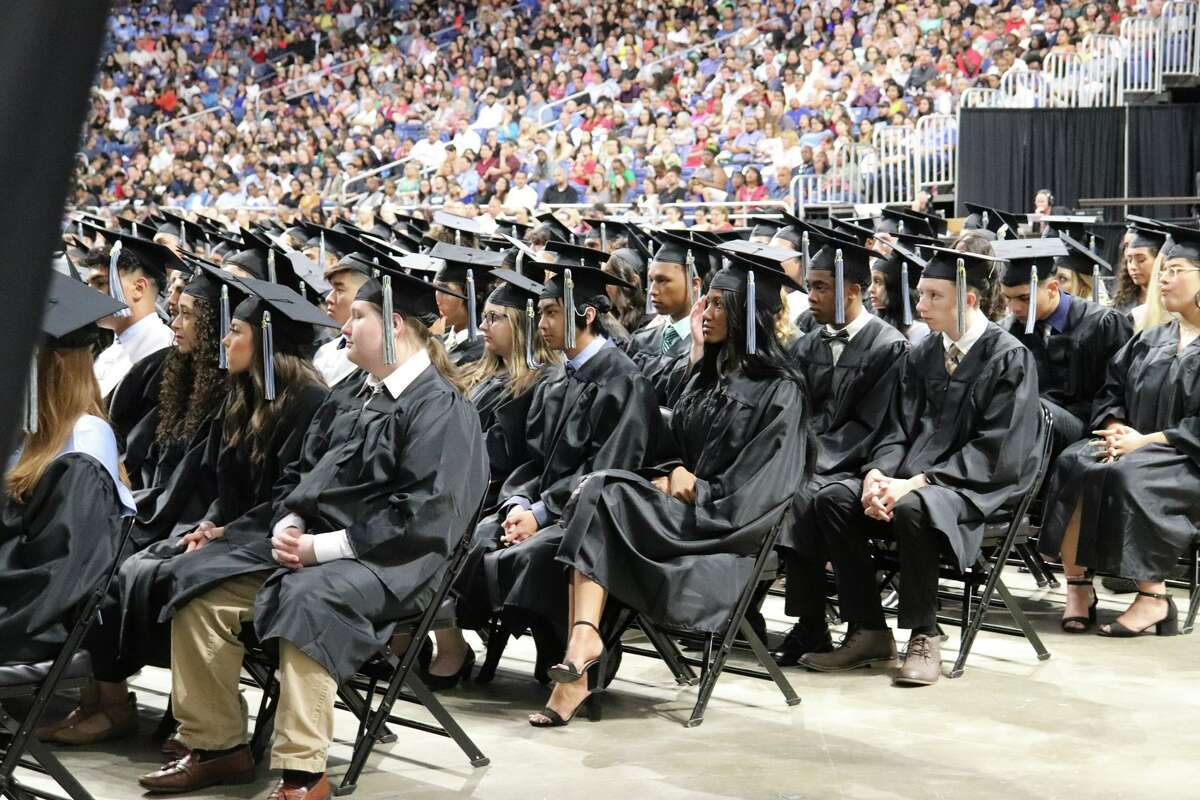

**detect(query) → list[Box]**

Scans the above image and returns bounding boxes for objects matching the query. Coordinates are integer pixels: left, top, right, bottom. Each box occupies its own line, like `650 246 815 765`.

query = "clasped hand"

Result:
501 507 538 547
271 526 315 570
860 470 920 522
652 465 698 504
1090 424 1146 462
180 520 224 553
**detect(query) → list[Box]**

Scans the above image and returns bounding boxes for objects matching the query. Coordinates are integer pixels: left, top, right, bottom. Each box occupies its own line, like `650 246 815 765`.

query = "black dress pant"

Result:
781 500 831 621
814 481 945 632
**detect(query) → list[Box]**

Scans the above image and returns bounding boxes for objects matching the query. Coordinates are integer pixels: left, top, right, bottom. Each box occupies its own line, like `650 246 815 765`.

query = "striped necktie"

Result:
945 343 962 376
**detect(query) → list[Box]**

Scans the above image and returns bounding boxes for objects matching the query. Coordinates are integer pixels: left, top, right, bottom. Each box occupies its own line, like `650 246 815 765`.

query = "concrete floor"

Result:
16 573 1200 800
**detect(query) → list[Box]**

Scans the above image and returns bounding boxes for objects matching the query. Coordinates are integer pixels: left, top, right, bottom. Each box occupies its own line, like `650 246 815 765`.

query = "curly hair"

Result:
156 298 227 449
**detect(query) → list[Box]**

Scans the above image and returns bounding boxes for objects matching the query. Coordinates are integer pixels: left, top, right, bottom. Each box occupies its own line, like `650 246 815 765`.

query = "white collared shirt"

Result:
941 308 989 358
445 326 469 350
94 314 174 396
313 336 358 386
824 308 877 365
278 348 433 563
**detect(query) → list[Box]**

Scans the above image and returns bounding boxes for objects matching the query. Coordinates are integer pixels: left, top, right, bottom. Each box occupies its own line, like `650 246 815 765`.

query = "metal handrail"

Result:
250 53 372 108
154 104 229 139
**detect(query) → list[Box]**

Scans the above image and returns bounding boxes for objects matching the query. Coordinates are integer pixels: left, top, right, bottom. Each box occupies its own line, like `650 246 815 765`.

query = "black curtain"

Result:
956 108 1126 221
1127 104 1200 220
0 3 110 463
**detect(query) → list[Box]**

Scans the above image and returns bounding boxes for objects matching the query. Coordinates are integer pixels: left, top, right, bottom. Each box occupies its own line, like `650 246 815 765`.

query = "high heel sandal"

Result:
1099 590 1179 637
546 620 608 685
1061 575 1098 633
528 693 602 728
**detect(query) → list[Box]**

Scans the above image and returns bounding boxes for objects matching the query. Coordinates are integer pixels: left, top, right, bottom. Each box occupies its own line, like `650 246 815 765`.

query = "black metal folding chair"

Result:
613 503 802 727
874 405 1055 678
0 516 136 800
242 498 488 796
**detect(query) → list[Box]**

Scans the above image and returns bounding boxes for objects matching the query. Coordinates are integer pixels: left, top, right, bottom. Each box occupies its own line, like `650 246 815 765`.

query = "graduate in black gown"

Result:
453 262 658 686
527 255 813 727
868 234 934 345
430 241 501 366
770 234 910 666
801 247 1042 687
995 236 1132 460
38 265 242 747
602 246 655 336
1039 226 1200 638
0 276 135 666
138 268 488 798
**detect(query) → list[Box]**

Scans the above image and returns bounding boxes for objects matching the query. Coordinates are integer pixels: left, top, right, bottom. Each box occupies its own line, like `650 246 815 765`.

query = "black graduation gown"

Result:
114 384 328 670
779 317 908 551
468 373 538 511
626 319 666 358
0 454 124 663
1004 294 1131 454
1039 322 1200 579
630 323 692 405
107 347 169 491
552 369 809 633
161 367 488 684
129 413 219 549
477 343 657 630
857 324 1042 569
447 333 485 366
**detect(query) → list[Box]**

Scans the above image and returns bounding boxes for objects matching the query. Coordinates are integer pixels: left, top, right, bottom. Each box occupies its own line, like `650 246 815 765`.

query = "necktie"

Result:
661 325 681 355
945 343 961 376
565 362 578 379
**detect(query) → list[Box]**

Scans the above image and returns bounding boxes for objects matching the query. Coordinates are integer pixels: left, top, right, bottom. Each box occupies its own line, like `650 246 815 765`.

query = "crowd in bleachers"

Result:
73 0 1141 228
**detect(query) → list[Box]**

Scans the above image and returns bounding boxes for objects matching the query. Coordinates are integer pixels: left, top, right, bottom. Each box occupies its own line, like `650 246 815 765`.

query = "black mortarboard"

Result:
535 210 575 243
488 268 547 369
872 241 927 326
994 237 1069 332
395 211 431 233
805 234 877 324
748 216 782 242
494 218 533 239
432 210 488 241
1039 214 1098 243
231 275 337 399
828 217 879 246
81 223 179 288
543 239 609 270
922 246 1007 335
963 203 1024 239
42 272 125 349
584 218 653 261
538 260 632 348
429 242 502 340
356 263 463 324
709 252 802 353
883 207 947 238
182 262 250 367
1150 219 1200 261
300 222 367 261
890 206 949 237
1054 232 1113 303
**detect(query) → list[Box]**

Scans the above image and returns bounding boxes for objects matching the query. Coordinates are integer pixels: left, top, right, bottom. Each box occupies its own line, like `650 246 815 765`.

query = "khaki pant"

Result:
170 572 337 772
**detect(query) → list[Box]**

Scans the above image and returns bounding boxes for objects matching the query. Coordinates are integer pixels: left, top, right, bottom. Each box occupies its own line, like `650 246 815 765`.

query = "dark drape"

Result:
957 108 1126 221
0 3 110 464
1127 104 1200 219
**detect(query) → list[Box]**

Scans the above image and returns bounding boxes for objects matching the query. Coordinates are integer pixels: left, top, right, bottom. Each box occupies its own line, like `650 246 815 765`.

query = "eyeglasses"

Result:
480 311 509 326
1162 266 1200 280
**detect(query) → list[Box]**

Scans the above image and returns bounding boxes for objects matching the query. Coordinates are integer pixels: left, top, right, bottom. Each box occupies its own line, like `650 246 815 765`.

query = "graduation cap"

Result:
1157 220 1200 261
81 223 180 315
922 246 1008 335
428 242 502 340
299 222 366 264
649 230 721 308
538 262 633 349
232 277 338 400
432 210 488 245
1039 214 1098 243
181 262 251 369
395 211 431 233
356 257 465 364
534 211 575 243
1055 232 1112 304
994 238 1069 333
488 268 547 369
884 206 947 238
543 239 608 270
804 235 878 325
828 217 879 246
494 218 533 239
1124 215 1169 251
709 251 802 354
872 240 928 327
24 274 127 432
747 216 783 242
963 203 1024 239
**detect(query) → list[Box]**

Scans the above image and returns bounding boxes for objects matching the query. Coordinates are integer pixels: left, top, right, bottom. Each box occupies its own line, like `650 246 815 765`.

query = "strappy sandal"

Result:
528 693 601 728
1099 590 1179 637
1061 574 1098 633
546 620 607 685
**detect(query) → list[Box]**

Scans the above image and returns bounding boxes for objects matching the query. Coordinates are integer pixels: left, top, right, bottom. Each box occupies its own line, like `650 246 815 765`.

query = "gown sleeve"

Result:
1087 330 1140 429
1164 417 1200 469
818 340 908 476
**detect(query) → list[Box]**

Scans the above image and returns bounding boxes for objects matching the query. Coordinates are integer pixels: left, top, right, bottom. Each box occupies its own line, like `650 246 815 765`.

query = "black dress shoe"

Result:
423 648 475 691
1101 576 1138 594
770 622 833 667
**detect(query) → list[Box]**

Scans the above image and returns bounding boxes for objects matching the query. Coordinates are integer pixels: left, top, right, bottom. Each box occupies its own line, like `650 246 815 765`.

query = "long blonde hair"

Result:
461 306 558 397
1136 249 1171 332
7 347 108 502
405 316 469 395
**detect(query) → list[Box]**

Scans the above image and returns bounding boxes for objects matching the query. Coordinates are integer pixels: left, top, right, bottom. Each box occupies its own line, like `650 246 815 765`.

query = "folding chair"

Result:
875 405 1055 678
0 516 135 800
1172 537 1200 635
242 498 488 797
613 503 802 728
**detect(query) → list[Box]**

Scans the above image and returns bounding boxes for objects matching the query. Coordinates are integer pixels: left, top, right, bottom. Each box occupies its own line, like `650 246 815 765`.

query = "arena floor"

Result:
20 572 1200 800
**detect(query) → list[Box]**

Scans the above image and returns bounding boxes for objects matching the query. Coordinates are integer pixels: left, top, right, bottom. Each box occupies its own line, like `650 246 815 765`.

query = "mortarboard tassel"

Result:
318 231 326 269
22 349 38 435
108 240 132 318
981 211 990 232
901 261 913 326
466 269 478 340
600 223 607 251
180 222 187 252
131 221 139 238
1089 234 1101 303
77 220 84 238
955 257 967 337
564 267 576 350
1025 264 1038 335
516 250 525 278
267 248 277 283
801 231 811 283
382 275 397 366
525 298 541 369
218 285 230 369
685 249 696 307
455 229 462 247
261 311 276 401
746 270 757 355
834 248 846 326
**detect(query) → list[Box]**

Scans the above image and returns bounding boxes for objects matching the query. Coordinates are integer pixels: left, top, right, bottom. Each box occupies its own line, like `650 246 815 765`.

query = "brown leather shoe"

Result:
893 633 942 686
800 628 897 672
160 733 190 761
37 693 138 745
138 746 255 793
268 774 332 799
